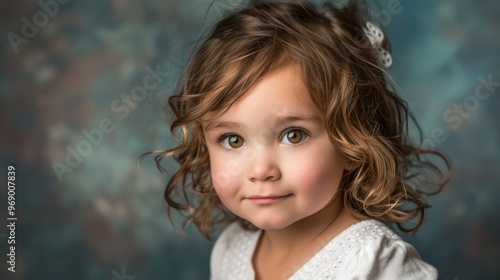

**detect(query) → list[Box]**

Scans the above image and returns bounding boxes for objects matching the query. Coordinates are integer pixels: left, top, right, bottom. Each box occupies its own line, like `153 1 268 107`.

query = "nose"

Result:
246 147 281 182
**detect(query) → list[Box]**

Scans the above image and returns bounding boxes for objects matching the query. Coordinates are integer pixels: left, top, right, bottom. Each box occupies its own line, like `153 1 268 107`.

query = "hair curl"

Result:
145 0 451 241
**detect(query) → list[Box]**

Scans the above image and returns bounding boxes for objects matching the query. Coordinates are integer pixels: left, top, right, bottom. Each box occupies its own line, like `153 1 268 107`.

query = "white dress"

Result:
210 219 438 280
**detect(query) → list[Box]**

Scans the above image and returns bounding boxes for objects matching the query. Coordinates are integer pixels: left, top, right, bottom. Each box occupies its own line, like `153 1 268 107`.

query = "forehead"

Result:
203 63 322 130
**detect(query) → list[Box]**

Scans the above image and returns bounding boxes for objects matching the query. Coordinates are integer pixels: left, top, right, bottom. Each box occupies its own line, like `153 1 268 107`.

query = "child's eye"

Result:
219 134 245 149
281 128 309 145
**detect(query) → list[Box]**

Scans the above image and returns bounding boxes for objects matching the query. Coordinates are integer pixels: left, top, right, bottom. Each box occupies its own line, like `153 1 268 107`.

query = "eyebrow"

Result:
204 114 321 132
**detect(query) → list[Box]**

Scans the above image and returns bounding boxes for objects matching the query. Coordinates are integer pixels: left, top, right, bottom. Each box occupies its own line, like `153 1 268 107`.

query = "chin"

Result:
248 218 294 230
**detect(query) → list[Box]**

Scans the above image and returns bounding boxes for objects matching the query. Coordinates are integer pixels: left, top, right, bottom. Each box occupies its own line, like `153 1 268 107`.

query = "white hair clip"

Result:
363 22 392 68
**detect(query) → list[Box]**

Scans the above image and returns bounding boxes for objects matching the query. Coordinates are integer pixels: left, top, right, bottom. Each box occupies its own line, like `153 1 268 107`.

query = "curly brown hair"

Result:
145 0 451 241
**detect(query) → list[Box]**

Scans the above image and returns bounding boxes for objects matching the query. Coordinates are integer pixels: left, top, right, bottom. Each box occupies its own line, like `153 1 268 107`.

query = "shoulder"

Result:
210 222 260 280
337 219 438 280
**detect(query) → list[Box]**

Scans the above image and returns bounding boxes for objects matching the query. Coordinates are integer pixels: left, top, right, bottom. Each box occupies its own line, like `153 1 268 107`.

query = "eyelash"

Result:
216 127 311 149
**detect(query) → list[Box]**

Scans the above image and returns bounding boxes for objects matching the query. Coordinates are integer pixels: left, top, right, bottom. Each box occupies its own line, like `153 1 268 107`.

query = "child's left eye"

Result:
281 128 309 145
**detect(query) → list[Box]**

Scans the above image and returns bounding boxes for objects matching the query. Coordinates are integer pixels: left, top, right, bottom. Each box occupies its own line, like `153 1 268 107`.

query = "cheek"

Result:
211 168 231 193
295 167 337 199
209 155 242 206
287 149 344 199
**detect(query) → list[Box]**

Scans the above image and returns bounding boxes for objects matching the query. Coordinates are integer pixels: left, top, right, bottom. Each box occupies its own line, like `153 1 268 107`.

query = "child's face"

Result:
203 63 348 230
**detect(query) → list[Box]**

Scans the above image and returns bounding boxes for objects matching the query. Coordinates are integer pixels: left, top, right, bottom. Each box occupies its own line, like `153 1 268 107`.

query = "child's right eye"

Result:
219 134 245 149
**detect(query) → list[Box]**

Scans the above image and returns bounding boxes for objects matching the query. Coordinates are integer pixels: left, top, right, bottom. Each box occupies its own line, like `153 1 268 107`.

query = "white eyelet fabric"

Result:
210 219 438 280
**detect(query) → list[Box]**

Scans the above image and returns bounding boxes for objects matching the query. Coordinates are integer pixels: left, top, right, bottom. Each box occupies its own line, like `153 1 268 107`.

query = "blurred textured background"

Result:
0 0 498 279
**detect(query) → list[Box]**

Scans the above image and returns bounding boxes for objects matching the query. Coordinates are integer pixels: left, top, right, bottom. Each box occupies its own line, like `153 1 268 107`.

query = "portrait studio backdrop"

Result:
0 0 499 279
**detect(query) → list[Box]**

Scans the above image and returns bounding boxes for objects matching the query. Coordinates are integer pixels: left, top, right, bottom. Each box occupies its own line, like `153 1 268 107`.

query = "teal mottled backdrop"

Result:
0 0 499 279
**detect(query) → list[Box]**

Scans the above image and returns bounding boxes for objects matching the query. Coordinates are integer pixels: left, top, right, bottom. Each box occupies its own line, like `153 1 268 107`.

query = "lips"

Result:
247 194 292 205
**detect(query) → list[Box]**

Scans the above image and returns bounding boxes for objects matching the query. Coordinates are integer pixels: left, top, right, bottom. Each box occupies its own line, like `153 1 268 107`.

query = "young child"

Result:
151 0 451 279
